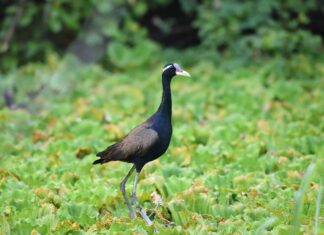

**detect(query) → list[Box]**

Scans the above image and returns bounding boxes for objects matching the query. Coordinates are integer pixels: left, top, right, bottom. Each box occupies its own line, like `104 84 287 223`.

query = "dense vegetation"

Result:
1 0 323 70
0 0 323 234
0 55 323 234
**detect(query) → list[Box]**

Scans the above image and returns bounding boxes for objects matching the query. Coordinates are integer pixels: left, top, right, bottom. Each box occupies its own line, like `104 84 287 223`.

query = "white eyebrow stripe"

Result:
162 65 173 72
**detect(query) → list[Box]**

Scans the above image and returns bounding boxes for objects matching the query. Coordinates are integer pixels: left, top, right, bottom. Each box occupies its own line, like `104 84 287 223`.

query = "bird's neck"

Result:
157 76 172 118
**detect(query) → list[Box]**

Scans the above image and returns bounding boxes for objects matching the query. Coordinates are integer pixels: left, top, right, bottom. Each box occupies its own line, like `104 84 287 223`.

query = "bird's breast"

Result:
151 119 172 153
146 110 171 146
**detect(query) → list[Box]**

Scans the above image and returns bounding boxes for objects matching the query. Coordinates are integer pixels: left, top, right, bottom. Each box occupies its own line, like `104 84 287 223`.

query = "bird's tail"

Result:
93 158 103 165
93 150 107 165
93 143 120 165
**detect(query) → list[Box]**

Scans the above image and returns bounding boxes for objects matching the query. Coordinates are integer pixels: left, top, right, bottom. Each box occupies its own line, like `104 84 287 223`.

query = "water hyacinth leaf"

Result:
160 175 192 198
185 193 213 215
167 200 191 226
57 202 99 227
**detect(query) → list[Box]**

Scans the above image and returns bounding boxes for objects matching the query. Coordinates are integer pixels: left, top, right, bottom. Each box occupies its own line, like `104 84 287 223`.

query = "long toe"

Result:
138 208 153 226
164 222 176 227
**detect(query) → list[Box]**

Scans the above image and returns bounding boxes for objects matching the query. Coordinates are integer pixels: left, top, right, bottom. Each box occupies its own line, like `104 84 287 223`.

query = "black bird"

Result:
93 63 190 225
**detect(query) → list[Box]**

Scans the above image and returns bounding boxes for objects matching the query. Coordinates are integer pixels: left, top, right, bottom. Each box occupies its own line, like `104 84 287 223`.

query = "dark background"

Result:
1 0 324 70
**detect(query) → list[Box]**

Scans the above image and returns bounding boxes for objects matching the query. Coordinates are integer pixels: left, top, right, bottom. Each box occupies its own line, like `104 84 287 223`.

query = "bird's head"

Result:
162 63 190 79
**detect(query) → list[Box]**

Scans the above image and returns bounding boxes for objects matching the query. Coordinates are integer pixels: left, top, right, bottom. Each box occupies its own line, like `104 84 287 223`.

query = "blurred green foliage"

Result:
0 0 323 70
196 0 322 58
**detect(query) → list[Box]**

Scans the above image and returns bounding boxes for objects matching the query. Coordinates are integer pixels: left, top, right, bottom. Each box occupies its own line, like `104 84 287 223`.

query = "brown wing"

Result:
94 123 159 164
120 125 160 158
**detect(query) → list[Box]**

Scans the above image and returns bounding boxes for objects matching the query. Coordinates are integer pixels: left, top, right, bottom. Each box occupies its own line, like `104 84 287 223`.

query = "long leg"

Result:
120 165 136 219
131 171 153 225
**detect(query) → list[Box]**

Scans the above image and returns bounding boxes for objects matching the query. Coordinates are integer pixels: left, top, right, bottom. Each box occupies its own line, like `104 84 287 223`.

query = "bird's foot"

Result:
148 206 176 227
138 208 153 226
148 203 162 219
131 192 153 225
164 221 176 227
148 211 154 219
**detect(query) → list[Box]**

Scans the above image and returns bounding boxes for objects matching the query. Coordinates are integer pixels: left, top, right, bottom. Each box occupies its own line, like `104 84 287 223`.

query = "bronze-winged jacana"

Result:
93 63 190 225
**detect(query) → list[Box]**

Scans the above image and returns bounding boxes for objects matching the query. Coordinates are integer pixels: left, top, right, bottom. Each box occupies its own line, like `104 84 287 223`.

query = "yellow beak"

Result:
176 70 191 77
